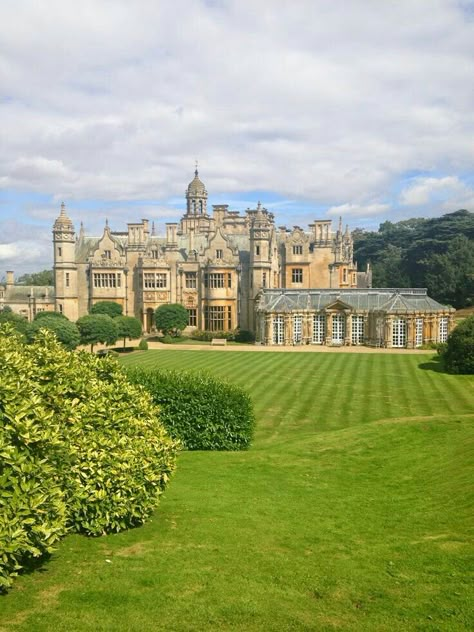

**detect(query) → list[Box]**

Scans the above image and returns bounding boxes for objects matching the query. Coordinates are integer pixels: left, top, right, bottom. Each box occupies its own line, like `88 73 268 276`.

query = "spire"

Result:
338 216 343 233
151 221 156 236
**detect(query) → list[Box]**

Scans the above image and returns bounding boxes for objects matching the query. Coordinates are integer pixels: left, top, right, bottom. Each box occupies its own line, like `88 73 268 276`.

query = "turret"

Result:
52 202 78 319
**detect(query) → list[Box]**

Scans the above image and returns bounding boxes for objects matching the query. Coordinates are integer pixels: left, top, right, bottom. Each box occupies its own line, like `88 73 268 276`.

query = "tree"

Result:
0 310 29 336
28 315 81 350
155 304 189 337
443 316 474 374
76 314 118 352
34 310 67 321
90 301 123 318
115 315 142 347
17 269 54 286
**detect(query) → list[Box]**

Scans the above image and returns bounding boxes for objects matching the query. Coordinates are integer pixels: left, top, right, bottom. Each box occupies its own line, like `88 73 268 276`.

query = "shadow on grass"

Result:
0 553 52 596
418 355 447 373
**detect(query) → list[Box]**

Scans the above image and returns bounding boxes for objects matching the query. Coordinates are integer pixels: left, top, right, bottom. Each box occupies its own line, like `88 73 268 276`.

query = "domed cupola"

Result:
185 168 208 216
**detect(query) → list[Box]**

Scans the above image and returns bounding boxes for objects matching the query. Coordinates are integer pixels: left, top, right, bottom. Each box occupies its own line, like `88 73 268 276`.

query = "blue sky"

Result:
0 0 473 276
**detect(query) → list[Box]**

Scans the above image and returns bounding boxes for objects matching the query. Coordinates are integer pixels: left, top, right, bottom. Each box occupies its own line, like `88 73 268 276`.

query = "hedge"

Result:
0 325 179 590
126 368 255 450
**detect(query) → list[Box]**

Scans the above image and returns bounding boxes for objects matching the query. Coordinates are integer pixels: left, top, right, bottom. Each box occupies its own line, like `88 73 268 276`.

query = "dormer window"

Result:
104 250 111 259
216 249 223 259
293 245 303 255
151 249 158 259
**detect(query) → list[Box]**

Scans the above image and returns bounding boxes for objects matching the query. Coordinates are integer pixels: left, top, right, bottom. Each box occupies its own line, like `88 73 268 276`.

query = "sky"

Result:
0 0 473 276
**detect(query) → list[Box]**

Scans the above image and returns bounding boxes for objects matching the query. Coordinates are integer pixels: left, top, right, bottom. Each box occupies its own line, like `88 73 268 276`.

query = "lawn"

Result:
1 350 473 631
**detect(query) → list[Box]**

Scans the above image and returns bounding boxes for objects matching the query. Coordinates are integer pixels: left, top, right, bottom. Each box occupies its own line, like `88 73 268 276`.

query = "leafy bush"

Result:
155 304 188 336
126 368 255 451
138 338 148 350
443 316 474 374
28 315 81 350
90 301 123 318
77 314 118 352
161 334 174 344
0 325 68 591
234 329 256 343
190 330 235 342
0 310 29 336
34 311 67 321
0 326 179 589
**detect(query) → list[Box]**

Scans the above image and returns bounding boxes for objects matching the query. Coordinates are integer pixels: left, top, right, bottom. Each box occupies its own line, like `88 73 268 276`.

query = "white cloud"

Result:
399 176 474 209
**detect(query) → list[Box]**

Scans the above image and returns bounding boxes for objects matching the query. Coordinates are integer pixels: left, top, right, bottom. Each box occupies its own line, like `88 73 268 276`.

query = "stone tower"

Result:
53 202 78 320
248 202 274 330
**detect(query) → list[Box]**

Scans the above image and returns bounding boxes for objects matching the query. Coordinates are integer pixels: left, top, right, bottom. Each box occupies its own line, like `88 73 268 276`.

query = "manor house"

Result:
51 169 454 347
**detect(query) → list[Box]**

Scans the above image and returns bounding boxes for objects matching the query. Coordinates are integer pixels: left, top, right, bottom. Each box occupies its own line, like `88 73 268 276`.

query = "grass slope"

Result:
0 351 473 631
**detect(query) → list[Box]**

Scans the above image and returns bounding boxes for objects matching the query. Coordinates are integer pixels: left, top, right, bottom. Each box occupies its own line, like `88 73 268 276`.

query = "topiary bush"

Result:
443 316 474 374
190 330 236 342
138 338 148 350
0 325 179 589
126 368 255 450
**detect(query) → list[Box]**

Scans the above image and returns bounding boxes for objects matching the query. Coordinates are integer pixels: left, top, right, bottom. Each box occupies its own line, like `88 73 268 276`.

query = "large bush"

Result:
126 368 255 450
115 315 142 347
0 326 68 590
0 326 179 590
443 316 474 374
28 315 81 350
0 310 29 336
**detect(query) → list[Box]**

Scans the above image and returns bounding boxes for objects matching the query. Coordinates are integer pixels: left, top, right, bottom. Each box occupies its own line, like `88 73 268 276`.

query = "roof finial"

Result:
60 201 66 215
195 159 199 176
105 218 109 228
151 221 156 236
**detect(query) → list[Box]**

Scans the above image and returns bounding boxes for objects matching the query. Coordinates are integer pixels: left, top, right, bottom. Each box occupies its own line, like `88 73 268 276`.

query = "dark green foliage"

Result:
114 315 142 347
0 305 12 313
234 329 256 343
138 338 149 350
155 304 188 336
17 269 54 286
0 326 178 590
28 316 80 350
126 368 255 450
443 316 474 374
34 310 67 321
0 310 29 336
353 210 474 307
190 329 235 342
77 314 118 351
161 334 174 344
90 301 123 318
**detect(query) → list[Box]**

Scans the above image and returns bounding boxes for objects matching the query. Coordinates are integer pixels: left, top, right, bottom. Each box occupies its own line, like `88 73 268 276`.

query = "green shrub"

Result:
115 315 142 347
34 311 67 321
0 325 68 591
0 326 179 589
161 334 174 344
190 330 236 342
27 315 81 350
234 329 256 343
126 368 255 451
138 338 148 350
0 311 29 336
443 316 474 374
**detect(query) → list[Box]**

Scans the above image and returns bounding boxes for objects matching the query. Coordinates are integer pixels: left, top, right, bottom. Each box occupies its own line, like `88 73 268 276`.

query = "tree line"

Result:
353 210 474 308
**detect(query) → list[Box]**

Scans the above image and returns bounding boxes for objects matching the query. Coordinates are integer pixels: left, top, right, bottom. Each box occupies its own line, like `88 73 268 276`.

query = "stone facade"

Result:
255 289 455 347
0 271 55 321
53 170 369 333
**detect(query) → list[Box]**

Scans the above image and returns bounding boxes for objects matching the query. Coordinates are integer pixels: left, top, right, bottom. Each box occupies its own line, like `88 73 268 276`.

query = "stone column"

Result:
345 312 352 346
406 316 414 349
326 312 333 346
285 314 292 345
265 314 272 345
